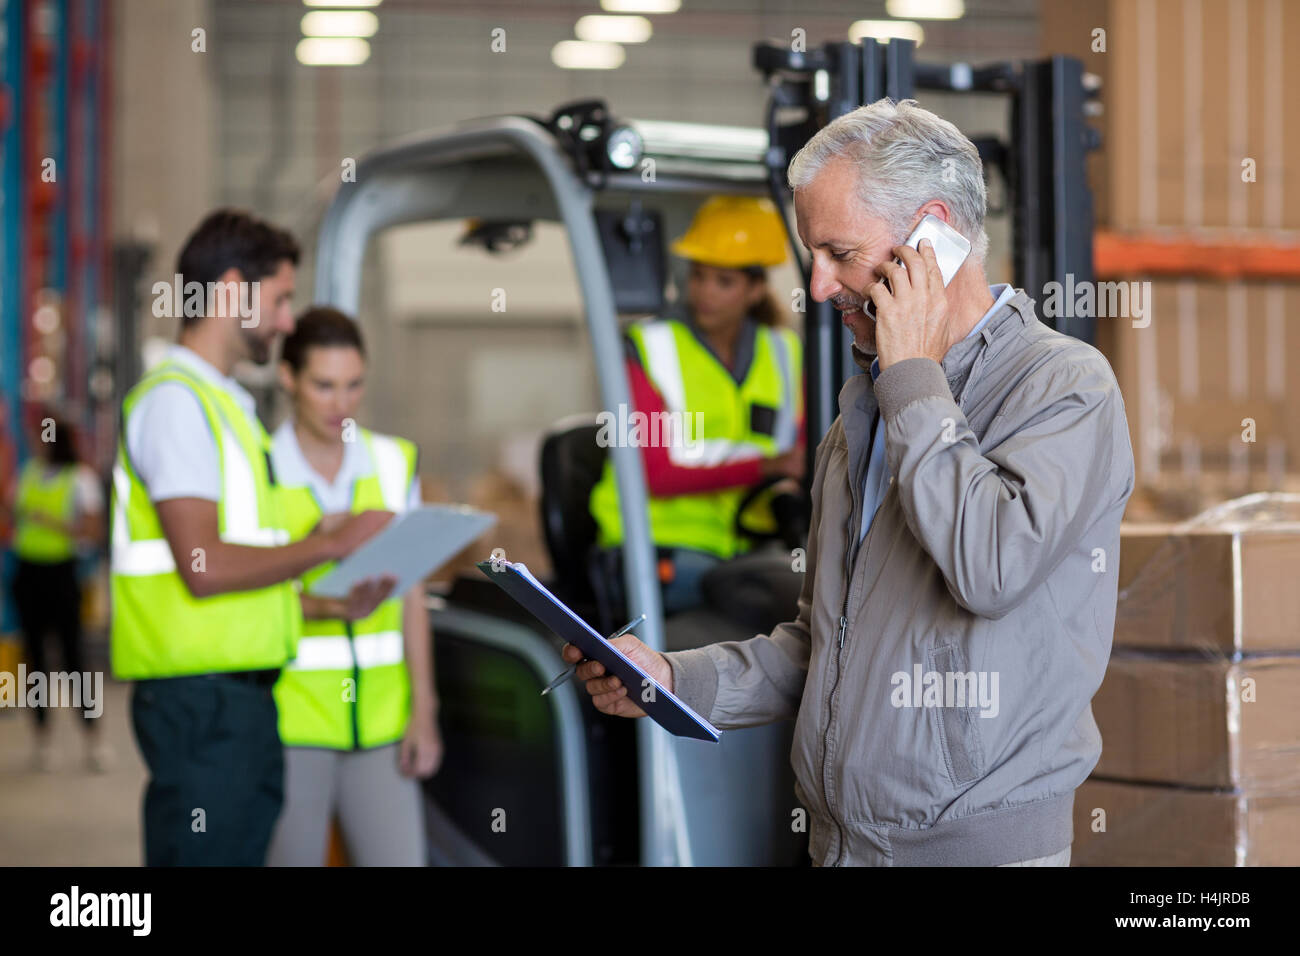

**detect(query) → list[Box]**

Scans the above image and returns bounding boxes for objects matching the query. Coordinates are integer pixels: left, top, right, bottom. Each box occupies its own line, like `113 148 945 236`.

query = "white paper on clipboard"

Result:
310 504 497 599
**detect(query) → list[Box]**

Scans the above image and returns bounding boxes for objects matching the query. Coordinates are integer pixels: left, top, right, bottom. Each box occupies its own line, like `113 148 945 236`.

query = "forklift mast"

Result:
753 39 1102 473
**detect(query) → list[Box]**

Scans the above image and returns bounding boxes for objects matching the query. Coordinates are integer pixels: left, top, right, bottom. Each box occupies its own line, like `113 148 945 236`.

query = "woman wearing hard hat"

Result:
589 195 805 616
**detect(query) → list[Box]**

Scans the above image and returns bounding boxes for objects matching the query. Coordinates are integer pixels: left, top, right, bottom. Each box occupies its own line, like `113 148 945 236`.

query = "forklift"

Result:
310 36 1100 866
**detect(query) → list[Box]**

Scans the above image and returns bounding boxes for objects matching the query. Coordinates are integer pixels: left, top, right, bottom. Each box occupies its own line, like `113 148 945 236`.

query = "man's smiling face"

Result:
793 156 905 355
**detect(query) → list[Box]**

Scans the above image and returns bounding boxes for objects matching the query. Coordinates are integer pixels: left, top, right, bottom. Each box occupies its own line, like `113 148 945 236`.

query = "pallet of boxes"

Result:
1073 494 1300 865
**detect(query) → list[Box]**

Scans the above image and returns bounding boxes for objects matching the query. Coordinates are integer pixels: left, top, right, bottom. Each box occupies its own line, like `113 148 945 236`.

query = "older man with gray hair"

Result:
564 98 1135 866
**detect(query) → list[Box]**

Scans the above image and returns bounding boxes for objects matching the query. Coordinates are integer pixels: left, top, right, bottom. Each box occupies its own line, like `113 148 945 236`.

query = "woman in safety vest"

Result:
266 308 441 866
4 412 109 771
589 195 806 615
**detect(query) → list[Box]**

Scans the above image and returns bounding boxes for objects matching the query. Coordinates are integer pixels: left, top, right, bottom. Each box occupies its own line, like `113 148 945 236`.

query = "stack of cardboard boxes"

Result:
1042 0 1300 506
1073 503 1300 864
1041 0 1300 865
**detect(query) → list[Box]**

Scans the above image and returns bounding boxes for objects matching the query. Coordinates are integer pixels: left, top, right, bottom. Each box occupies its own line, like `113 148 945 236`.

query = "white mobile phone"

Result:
865 213 971 320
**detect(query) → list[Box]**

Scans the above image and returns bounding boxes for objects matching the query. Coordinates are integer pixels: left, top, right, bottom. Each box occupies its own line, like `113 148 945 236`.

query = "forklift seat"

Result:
538 417 804 639
538 417 605 607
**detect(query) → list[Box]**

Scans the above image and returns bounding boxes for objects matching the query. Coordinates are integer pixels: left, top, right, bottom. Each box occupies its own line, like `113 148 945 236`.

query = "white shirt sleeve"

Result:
74 465 104 516
125 382 221 502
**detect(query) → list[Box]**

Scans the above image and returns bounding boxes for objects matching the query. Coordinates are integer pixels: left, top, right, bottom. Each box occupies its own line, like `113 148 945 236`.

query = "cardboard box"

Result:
1073 778 1300 866
1045 3 1300 491
1044 0 1300 229
1092 653 1300 790
1104 0 1300 231
1116 523 1300 653
1102 279 1300 490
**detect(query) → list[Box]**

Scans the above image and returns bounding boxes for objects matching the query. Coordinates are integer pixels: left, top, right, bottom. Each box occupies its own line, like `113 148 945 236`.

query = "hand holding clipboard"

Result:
477 559 720 741
558 624 674 720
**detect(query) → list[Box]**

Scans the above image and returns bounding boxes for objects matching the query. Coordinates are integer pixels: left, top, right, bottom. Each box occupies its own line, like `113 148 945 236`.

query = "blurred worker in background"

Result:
267 307 441 867
3 411 108 772
589 195 806 616
111 209 395 866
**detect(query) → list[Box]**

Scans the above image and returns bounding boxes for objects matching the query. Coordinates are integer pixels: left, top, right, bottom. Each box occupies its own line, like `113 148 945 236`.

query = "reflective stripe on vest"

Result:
110 362 300 679
639 320 800 466
640 322 688 413
769 329 798 452
274 427 417 750
285 630 405 671
110 462 174 574
367 432 411 514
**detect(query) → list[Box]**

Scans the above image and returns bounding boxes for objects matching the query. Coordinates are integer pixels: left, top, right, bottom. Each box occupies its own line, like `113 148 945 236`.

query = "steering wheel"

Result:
734 473 810 547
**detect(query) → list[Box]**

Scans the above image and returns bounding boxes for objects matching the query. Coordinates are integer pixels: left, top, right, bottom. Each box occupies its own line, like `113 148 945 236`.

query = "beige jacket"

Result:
666 290 1135 866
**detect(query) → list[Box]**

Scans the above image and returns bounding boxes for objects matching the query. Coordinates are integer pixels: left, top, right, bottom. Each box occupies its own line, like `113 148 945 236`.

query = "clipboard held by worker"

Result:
476 558 721 742
312 504 497 599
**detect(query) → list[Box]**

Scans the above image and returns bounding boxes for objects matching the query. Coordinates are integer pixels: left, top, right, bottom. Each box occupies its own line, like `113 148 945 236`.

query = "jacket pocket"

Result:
928 643 985 787
790 690 823 814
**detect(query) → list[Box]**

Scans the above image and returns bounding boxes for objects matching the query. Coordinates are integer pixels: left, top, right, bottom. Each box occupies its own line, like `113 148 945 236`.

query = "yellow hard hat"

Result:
670 196 787 269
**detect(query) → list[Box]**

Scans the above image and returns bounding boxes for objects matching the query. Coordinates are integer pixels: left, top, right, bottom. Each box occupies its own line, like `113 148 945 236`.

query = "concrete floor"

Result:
0 676 492 867
0 677 145 865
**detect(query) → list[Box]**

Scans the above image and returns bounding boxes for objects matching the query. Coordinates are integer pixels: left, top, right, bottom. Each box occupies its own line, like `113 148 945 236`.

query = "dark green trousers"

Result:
131 673 283 866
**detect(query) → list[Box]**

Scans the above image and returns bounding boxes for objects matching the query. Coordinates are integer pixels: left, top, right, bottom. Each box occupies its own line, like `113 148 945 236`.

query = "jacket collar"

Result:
836 288 1034 462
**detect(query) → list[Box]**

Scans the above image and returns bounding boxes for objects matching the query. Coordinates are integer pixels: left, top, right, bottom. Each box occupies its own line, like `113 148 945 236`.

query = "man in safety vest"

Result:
111 209 394 866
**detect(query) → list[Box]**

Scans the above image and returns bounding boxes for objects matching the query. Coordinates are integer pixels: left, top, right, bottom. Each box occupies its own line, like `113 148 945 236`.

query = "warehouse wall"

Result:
205 1 1036 503
113 0 217 339
112 0 1043 564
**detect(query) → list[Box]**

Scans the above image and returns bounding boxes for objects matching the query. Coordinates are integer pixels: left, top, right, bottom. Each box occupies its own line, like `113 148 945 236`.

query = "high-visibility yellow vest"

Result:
273 428 418 750
110 361 302 679
589 317 802 560
13 460 78 563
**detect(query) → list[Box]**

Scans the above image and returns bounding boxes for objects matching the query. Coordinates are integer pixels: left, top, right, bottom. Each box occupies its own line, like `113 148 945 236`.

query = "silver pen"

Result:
540 613 646 696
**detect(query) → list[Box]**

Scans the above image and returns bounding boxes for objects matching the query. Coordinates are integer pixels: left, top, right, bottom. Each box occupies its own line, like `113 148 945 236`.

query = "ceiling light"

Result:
28 356 56 384
848 20 925 47
301 11 378 37
296 37 370 65
304 0 382 7
575 15 652 44
551 40 625 70
885 0 964 19
600 0 680 12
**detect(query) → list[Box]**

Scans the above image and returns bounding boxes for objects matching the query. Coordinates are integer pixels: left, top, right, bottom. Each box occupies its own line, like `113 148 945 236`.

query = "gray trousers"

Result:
267 744 426 866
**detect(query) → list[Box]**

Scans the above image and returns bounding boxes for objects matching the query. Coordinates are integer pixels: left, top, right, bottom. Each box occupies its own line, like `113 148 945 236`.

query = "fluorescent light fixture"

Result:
848 20 925 47
886 0 964 19
551 40 625 70
304 0 382 7
301 11 378 37
575 15 652 44
296 37 370 65
600 0 680 12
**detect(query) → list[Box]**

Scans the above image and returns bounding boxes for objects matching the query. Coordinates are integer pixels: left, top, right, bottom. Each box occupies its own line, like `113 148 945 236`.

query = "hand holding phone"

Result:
864 214 971 321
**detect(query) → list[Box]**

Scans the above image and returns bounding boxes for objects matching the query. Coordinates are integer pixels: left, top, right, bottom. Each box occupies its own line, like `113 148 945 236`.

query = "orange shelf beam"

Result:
1094 230 1300 281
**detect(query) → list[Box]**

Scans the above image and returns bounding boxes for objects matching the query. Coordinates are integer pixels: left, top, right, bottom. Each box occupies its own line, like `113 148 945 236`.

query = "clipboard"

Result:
310 504 496 599
476 559 721 742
